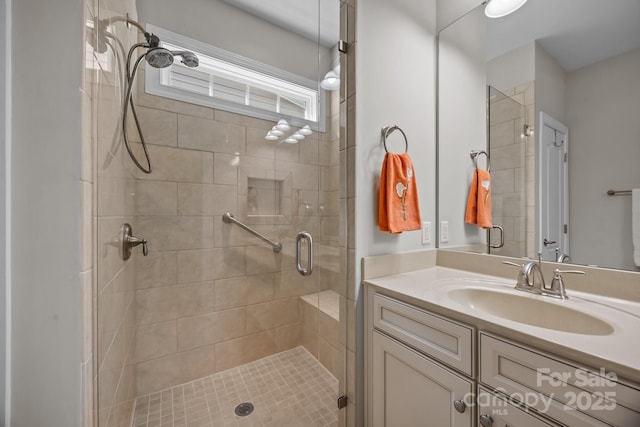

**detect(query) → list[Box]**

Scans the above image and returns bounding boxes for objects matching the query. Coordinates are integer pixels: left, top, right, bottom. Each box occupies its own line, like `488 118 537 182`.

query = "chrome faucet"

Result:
503 260 545 294
503 253 584 300
554 247 572 263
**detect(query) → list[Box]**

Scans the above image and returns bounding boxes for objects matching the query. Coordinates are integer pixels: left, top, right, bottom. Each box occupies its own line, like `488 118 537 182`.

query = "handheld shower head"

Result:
174 51 199 68
144 48 199 69
120 29 200 174
145 47 175 69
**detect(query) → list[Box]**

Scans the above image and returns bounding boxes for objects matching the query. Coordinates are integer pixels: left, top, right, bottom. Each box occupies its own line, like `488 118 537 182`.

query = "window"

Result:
145 25 325 131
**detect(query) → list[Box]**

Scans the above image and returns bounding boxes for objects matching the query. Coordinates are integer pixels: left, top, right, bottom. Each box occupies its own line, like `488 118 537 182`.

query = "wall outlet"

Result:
440 221 449 243
421 221 431 245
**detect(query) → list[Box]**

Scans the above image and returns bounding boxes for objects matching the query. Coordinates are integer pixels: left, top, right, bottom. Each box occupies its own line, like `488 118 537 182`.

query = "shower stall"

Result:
89 0 349 425
487 85 530 258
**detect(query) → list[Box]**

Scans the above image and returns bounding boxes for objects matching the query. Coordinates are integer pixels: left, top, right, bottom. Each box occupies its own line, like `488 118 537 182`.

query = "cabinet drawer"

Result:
477 387 560 426
373 293 474 376
480 333 640 427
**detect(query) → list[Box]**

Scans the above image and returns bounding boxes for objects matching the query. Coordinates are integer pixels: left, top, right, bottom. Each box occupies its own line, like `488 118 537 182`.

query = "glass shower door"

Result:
267 1 348 422
92 0 348 426
487 85 527 257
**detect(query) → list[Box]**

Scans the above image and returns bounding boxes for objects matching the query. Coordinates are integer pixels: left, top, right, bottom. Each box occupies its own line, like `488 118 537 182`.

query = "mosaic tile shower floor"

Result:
131 346 339 427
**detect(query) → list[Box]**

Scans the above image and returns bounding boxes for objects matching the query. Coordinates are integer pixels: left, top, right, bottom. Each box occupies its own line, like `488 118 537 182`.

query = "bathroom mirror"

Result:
437 0 640 271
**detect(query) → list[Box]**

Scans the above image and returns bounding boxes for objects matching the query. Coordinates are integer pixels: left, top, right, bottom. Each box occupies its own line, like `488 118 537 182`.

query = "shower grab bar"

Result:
222 212 282 253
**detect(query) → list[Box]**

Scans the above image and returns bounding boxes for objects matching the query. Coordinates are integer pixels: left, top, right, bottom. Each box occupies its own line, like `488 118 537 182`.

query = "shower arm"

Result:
106 14 147 36
100 14 159 49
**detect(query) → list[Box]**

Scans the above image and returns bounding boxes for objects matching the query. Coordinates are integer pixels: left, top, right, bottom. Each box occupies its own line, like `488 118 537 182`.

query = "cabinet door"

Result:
477 388 559 427
372 331 473 427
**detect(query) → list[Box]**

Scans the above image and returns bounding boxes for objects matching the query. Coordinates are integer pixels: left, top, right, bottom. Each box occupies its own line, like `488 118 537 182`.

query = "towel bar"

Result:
381 125 408 153
470 149 490 172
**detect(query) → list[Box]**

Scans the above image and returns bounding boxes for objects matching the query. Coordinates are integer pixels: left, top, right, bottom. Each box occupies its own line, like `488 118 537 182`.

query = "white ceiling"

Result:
487 0 640 71
223 0 340 48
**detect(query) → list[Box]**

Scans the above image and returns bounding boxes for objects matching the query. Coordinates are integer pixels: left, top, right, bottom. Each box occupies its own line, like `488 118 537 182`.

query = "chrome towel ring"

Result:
381 125 408 153
470 149 490 172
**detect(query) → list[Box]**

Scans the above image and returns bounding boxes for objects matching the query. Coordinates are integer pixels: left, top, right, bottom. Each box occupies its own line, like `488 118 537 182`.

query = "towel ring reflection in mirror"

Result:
470 149 490 172
381 125 409 153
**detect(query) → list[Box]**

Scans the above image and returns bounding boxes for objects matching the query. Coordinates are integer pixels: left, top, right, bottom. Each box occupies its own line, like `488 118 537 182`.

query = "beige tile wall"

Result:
130 60 346 400
299 290 345 382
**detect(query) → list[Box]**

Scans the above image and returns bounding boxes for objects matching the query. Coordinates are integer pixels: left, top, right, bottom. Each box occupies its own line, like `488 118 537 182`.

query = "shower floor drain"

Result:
234 402 254 417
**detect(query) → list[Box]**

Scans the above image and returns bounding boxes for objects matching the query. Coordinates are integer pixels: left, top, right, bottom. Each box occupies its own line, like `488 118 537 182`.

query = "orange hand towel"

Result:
465 168 492 228
378 153 421 233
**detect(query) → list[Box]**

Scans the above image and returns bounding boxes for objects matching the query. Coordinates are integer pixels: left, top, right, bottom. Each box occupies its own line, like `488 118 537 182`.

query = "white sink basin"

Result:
447 287 614 335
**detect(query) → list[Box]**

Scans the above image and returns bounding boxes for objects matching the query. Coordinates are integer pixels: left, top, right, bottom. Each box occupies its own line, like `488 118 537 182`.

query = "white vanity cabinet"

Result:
366 288 640 427
368 293 475 427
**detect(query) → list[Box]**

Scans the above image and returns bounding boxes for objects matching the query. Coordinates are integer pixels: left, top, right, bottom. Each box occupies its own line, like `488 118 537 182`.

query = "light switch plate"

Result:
440 221 449 243
422 221 431 245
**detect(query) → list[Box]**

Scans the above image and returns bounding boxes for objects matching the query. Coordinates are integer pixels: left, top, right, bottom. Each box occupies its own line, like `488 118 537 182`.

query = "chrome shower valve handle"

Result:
127 235 148 257
119 223 148 260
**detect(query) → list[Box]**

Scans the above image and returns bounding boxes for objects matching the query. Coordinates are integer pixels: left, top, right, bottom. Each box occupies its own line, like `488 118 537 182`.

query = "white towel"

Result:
633 189 640 267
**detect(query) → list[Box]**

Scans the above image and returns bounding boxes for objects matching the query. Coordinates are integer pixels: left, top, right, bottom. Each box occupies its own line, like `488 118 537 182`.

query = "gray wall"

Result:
567 48 640 270
355 0 437 263
0 0 6 422
10 0 83 424
136 0 332 81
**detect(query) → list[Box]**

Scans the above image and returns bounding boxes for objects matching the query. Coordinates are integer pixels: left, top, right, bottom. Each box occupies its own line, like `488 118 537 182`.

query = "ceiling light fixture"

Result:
320 64 341 91
275 119 291 132
484 0 528 18
264 120 314 143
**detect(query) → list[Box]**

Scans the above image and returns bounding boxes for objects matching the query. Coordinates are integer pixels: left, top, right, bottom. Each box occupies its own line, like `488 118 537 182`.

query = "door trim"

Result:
538 111 569 260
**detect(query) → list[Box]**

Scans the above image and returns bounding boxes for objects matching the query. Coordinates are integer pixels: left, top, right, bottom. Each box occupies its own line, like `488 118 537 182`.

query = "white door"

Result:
539 112 569 262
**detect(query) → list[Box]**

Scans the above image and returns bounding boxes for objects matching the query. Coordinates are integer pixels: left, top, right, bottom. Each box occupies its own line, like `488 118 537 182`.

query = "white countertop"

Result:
364 266 640 384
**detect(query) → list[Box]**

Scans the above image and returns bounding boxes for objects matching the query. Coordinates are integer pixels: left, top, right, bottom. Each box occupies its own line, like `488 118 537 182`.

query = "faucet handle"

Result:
545 269 585 299
502 261 524 268
554 269 585 275
502 261 534 291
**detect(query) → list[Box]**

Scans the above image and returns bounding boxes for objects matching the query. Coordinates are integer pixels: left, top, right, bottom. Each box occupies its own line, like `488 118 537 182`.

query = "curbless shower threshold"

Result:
130 346 339 427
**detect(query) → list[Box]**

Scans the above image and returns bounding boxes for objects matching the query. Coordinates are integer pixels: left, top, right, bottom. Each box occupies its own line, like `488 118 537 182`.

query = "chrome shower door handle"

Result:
296 231 313 276
488 225 504 249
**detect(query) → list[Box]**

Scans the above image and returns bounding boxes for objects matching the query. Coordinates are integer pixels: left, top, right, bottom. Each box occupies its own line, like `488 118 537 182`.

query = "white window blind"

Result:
145 25 324 131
